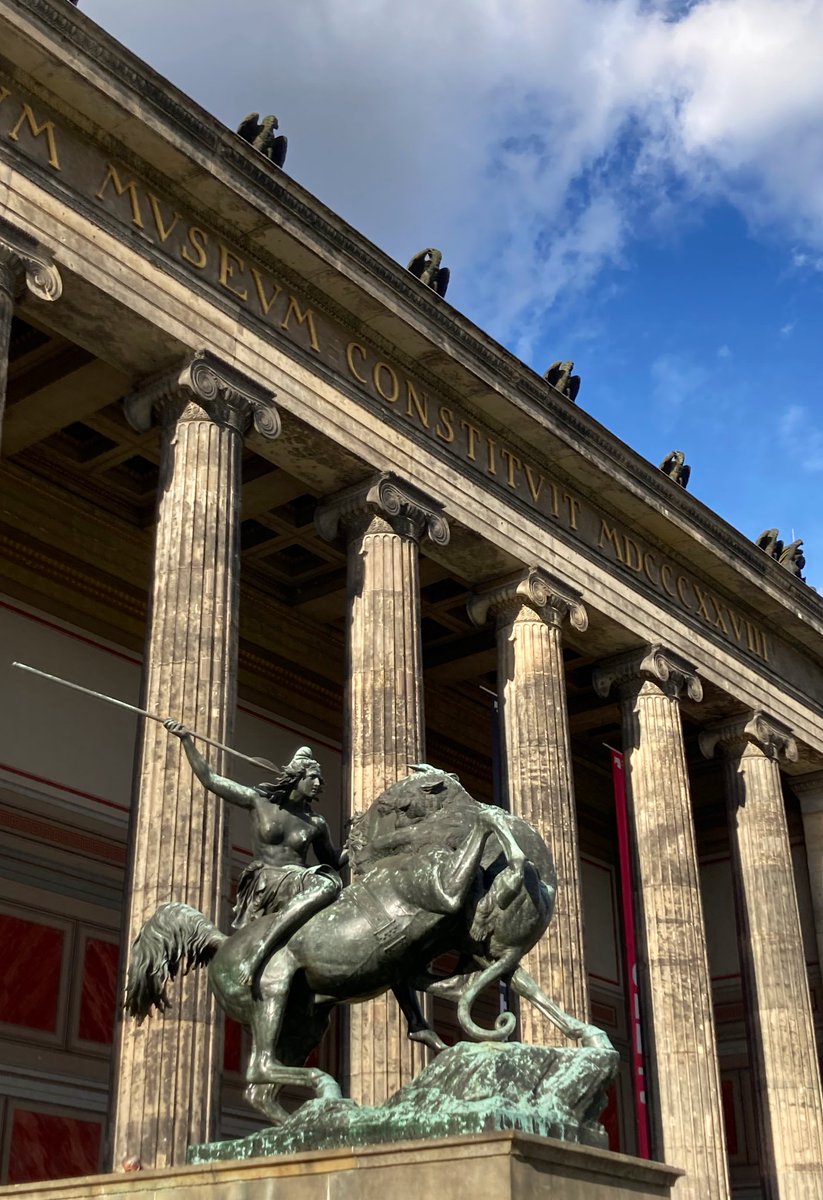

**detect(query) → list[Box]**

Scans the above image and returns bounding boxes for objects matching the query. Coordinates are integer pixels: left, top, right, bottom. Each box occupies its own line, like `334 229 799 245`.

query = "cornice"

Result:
593 643 703 703
467 567 588 633
424 734 492 794
699 711 798 764
0 525 146 620
237 644 341 713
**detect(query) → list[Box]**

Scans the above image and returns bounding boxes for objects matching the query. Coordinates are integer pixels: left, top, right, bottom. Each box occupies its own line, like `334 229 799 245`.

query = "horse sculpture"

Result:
127 766 608 1122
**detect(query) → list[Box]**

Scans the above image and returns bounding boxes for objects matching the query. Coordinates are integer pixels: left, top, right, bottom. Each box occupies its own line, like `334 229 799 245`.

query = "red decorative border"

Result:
0 806 125 862
0 599 140 665
0 763 128 814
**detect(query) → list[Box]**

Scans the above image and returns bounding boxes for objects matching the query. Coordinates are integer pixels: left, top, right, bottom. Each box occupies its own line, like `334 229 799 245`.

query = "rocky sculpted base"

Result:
189 1040 619 1163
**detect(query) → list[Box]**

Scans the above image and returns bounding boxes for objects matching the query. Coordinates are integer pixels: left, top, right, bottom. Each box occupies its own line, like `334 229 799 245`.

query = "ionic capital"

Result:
699 711 798 764
123 349 279 439
314 472 450 546
593 644 703 703
0 218 62 303
467 567 587 632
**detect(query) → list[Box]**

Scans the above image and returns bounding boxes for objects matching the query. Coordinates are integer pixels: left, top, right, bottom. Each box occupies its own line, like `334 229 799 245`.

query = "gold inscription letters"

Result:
6 98 61 171
92 162 323 355
596 520 769 661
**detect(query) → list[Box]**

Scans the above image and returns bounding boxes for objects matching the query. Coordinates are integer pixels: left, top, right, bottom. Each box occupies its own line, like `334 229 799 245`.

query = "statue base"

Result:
0 1132 682 1200
190 1041 620 1163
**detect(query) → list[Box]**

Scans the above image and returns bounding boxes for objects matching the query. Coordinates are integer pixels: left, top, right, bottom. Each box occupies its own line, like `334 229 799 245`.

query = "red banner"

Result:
609 747 651 1159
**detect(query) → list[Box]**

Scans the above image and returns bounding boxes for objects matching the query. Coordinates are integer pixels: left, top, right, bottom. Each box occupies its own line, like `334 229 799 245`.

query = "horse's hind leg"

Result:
245 952 341 1118
245 1083 289 1124
250 1063 342 1101
246 951 296 1084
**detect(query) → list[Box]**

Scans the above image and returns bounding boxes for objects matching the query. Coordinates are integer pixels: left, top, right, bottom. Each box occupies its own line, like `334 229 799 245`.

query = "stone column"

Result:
316 473 449 1106
0 220 62 451
468 568 589 1042
792 772 823 981
701 714 823 1199
594 646 729 1200
111 351 279 1169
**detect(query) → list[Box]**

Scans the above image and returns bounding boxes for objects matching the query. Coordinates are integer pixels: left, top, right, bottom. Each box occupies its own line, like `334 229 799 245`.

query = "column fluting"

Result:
702 715 823 1200
595 646 729 1200
792 772 823 980
316 473 449 1106
111 352 278 1168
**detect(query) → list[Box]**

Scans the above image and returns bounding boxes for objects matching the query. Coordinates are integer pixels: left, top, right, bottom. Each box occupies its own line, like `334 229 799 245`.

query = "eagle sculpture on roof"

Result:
407 248 450 298
237 113 288 169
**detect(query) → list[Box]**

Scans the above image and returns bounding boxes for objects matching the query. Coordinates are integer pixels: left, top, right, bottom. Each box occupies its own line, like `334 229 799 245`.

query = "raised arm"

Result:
164 720 257 809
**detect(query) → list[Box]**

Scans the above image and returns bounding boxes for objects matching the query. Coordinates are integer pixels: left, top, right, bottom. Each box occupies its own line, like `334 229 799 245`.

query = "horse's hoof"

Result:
308 1069 343 1100
409 1028 448 1053
245 1084 288 1124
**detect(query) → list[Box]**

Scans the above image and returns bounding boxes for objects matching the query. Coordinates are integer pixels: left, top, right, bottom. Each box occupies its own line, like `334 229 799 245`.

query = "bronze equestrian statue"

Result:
126 762 609 1125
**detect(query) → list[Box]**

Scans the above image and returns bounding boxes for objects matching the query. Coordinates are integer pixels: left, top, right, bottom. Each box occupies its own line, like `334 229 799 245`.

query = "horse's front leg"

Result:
392 982 447 1053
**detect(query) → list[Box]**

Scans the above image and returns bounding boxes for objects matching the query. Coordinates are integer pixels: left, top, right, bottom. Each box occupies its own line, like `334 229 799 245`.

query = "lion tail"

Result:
457 949 520 1042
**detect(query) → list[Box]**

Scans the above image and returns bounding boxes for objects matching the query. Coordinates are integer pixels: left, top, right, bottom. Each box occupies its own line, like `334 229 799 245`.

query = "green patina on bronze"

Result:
188 1041 619 1162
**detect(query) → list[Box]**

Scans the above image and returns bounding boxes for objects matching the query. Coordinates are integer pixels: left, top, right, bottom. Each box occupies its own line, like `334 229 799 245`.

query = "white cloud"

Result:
779 322 795 336
792 249 823 272
82 0 823 352
717 344 732 358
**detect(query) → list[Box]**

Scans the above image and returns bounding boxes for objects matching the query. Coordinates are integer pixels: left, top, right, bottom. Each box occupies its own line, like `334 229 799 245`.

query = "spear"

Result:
11 661 279 773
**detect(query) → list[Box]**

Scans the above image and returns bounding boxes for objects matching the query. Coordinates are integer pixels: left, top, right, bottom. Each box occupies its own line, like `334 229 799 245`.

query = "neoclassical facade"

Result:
0 3 822 1198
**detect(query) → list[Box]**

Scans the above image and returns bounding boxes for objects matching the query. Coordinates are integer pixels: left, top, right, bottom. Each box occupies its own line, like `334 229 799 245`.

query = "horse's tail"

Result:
457 948 520 1042
125 902 227 1023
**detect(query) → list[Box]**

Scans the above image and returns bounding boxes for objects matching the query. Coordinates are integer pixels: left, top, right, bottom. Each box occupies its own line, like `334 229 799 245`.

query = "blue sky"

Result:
81 0 823 589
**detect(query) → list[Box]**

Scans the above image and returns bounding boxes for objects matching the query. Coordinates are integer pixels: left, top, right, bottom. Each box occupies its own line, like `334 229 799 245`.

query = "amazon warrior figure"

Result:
165 723 344 939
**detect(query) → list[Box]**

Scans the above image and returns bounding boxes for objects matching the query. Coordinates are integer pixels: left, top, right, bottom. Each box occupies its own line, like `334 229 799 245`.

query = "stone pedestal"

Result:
0 220 61 451
594 647 729 1200
468 569 589 1042
792 772 823 978
110 353 278 1169
316 474 448 1106
702 714 823 1200
0 1132 682 1200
